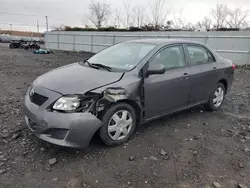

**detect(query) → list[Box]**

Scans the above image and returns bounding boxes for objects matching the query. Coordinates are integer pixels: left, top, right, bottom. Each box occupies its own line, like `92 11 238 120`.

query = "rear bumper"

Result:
24 85 103 148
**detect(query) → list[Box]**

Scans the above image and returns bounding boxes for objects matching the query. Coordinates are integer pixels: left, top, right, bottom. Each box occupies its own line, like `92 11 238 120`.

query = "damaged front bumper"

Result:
24 85 103 148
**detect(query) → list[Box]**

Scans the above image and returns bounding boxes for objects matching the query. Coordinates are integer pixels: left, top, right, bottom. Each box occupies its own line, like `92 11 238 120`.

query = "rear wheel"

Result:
206 83 225 111
99 103 137 146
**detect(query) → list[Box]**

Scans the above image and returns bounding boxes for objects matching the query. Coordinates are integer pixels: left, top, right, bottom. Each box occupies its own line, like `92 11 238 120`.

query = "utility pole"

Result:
9 24 12 35
45 16 48 32
37 20 40 37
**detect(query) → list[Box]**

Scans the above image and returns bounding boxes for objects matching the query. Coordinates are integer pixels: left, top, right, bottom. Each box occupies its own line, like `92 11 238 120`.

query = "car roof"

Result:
125 38 203 45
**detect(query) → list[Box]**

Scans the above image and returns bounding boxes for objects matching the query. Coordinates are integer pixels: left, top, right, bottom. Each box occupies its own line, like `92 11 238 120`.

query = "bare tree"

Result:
172 9 186 29
202 17 212 30
148 0 170 28
212 4 229 29
184 22 196 31
171 10 196 30
123 0 132 28
113 9 122 28
51 24 66 31
88 1 111 29
197 17 212 30
196 21 202 29
132 6 145 27
227 8 249 28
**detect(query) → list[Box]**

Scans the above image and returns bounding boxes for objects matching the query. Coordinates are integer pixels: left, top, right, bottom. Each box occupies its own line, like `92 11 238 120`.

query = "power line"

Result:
0 12 81 31
0 22 46 27
0 12 70 23
0 12 42 17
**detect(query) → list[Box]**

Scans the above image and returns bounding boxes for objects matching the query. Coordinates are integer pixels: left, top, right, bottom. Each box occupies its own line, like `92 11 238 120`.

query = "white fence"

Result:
45 31 250 65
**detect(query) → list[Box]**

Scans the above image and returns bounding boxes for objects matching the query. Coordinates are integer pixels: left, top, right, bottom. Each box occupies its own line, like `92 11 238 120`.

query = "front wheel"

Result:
99 103 137 147
206 83 226 111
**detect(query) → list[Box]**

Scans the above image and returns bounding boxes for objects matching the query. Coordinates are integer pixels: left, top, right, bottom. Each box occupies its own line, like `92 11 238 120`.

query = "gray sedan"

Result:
24 39 235 148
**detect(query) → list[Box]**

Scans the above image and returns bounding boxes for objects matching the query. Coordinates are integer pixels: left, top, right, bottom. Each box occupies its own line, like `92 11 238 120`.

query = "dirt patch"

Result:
0 43 250 188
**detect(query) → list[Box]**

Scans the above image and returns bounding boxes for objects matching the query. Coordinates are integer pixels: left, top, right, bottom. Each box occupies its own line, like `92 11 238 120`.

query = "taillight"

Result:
232 64 236 71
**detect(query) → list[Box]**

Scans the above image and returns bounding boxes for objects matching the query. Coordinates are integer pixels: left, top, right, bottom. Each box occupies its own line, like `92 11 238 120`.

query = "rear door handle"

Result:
213 67 218 72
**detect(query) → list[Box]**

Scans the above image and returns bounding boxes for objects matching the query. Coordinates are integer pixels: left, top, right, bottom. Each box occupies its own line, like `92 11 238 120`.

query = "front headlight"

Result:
53 96 80 111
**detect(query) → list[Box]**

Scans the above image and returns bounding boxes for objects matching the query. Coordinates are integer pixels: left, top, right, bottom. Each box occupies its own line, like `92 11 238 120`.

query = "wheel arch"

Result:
117 99 142 124
97 99 142 124
96 99 141 146
218 79 228 93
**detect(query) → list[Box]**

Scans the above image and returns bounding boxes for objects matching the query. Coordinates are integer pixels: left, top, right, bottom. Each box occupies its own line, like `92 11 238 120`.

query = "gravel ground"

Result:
0 43 250 188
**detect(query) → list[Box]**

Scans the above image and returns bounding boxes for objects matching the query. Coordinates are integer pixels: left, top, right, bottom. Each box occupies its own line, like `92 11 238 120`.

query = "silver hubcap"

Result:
213 87 224 107
108 110 133 141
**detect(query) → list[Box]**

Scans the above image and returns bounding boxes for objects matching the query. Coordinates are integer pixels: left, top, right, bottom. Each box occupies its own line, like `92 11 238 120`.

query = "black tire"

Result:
9 44 14 49
99 103 137 147
206 82 226 111
24 46 29 50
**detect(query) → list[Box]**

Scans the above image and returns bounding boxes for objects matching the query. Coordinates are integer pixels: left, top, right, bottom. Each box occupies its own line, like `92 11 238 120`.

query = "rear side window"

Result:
187 46 209 65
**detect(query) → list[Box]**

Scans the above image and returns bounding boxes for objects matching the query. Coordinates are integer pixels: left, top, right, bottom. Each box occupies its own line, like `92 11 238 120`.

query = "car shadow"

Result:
91 105 208 147
35 105 208 157
139 105 206 130
46 106 203 151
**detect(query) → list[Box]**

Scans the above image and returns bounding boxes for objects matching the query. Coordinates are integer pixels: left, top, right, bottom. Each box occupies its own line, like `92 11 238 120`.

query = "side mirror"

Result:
146 64 165 76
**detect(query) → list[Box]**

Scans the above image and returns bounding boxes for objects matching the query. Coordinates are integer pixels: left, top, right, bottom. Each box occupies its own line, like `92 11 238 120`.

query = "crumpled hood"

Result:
35 63 124 94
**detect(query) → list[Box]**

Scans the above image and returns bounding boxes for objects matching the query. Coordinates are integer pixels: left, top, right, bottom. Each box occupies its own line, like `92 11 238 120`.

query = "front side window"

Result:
87 42 155 71
150 45 186 70
187 46 209 65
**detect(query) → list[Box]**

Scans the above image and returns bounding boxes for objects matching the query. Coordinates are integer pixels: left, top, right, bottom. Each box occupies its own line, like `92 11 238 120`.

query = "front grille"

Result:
30 92 48 106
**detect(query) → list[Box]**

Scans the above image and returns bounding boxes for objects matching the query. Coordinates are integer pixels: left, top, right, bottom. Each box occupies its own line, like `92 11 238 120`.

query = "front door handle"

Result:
213 67 218 72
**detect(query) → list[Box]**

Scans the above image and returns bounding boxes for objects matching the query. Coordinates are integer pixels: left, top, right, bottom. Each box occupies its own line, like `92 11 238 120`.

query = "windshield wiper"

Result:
83 60 112 72
91 63 112 72
83 60 100 70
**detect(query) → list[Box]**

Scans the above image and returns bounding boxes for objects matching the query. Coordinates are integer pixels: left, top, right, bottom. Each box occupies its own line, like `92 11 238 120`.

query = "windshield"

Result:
87 42 155 71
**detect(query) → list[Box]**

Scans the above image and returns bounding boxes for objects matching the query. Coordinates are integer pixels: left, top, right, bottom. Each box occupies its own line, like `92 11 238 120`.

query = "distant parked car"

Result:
38 38 45 45
24 39 235 148
0 34 11 43
9 40 26 49
23 41 40 50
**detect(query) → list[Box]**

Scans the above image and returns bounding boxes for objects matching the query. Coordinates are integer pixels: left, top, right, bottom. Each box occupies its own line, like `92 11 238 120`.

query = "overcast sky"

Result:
1 0 250 32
